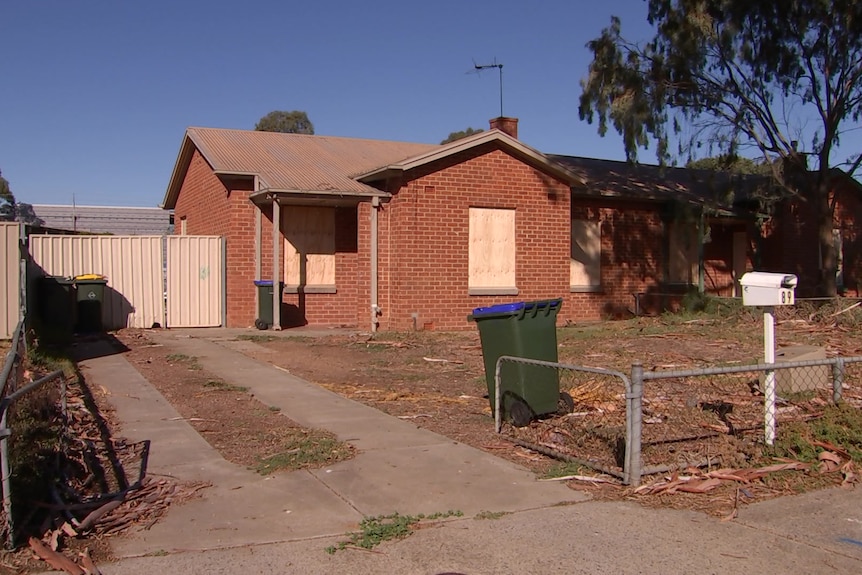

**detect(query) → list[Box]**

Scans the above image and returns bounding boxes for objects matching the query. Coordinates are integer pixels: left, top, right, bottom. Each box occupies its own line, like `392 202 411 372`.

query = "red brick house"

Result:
162 118 761 331
758 169 862 297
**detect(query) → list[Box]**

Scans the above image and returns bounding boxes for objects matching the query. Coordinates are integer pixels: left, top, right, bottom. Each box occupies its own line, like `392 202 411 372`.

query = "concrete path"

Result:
71 329 862 575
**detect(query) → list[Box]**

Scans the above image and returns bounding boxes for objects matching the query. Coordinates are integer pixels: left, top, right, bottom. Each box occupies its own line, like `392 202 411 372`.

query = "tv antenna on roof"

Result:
471 58 504 117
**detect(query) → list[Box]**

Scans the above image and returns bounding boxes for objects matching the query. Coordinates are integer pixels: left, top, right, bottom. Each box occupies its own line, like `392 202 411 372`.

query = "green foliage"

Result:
166 353 201 370
441 127 484 144
255 110 314 134
686 155 770 175
8 387 63 529
474 510 509 520
203 379 248 393
543 461 586 478
579 1 862 296
771 403 862 461
0 169 17 221
324 510 463 554
254 433 352 474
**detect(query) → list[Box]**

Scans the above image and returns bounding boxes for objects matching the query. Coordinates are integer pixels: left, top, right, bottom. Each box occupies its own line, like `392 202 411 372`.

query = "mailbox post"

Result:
739 272 798 445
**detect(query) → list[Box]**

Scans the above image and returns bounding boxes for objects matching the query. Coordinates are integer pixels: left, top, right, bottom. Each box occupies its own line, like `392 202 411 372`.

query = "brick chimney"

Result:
489 117 518 139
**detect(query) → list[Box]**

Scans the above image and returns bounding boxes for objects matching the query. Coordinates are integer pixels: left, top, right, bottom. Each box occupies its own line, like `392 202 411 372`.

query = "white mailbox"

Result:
740 272 797 306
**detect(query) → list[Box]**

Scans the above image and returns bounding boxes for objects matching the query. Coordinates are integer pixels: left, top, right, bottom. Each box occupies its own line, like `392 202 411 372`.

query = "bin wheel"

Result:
254 318 270 330
558 391 575 415
508 398 533 428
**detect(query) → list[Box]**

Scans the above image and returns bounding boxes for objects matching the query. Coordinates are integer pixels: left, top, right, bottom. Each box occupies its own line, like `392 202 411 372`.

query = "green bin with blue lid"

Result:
468 299 573 426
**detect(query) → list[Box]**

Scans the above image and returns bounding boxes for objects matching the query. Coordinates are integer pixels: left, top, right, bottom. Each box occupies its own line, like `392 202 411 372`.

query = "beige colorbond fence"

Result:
166 236 224 328
0 224 22 339
29 235 224 329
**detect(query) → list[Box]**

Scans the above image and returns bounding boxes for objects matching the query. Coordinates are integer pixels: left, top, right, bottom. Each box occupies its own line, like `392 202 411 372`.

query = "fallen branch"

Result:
422 357 465 365
75 499 124 532
538 474 615 484
28 537 84 575
829 302 862 317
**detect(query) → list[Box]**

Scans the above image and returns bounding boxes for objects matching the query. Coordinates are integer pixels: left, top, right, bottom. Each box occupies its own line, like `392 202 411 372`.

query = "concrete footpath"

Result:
72 329 862 575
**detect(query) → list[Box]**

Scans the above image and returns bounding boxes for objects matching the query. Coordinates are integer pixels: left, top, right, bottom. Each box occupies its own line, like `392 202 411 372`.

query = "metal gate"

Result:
29 235 223 329
166 236 224 327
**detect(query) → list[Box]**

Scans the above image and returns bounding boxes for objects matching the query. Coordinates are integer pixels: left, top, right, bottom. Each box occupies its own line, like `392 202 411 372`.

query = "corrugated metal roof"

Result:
548 155 760 209
30 205 173 235
187 128 440 193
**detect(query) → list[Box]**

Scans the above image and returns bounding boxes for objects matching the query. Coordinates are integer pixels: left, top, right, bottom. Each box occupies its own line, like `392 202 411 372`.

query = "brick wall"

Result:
759 176 862 297
372 146 572 331
832 180 862 296
281 206 361 327
174 142 752 331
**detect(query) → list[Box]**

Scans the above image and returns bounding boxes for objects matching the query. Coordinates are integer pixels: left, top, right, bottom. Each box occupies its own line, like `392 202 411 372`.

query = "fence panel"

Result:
495 356 634 482
636 357 862 484
29 235 165 329
0 224 21 339
165 236 224 327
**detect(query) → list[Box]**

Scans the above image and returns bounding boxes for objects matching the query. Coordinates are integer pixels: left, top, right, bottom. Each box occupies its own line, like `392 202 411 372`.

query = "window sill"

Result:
570 285 603 293
283 285 337 294
468 287 519 296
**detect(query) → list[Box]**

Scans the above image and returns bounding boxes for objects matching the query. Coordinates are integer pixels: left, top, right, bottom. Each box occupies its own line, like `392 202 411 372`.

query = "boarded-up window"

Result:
668 222 698 284
571 220 601 288
469 208 516 290
283 207 336 287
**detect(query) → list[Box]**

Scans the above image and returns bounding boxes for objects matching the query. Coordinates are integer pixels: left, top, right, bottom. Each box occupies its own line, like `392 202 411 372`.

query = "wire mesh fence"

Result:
632 356 862 486
0 319 66 548
494 356 634 482
494 353 862 488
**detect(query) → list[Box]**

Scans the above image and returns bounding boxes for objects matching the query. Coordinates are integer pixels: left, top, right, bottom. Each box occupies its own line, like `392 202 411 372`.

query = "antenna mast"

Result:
474 58 504 117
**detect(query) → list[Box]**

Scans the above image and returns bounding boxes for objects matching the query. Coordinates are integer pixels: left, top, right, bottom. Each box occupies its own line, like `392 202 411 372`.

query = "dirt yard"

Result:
114 300 862 515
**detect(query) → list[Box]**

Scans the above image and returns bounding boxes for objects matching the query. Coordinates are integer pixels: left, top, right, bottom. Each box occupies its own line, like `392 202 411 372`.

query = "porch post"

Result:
272 199 282 330
698 211 705 293
255 202 261 316
370 197 380 333
255 200 261 281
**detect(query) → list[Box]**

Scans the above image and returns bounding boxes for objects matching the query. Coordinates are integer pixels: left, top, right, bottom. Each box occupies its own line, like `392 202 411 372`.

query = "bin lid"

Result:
254 280 274 287
470 302 526 318
74 274 106 281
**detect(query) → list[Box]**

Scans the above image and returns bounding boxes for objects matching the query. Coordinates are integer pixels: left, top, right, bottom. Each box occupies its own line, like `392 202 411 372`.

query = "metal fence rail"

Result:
494 353 862 489
0 319 65 548
630 355 862 486
494 356 635 483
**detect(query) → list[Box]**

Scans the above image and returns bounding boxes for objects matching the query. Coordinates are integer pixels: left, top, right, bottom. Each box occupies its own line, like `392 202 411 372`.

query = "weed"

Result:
236 335 277 343
268 405 281 412
146 550 169 557
324 510 463 554
203 380 249 393
254 433 353 475
542 461 586 479
474 510 509 520
770 403 862 462
165 353 202 371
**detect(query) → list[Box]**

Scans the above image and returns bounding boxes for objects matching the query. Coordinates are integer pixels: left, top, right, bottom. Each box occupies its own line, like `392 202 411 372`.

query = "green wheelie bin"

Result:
469 299 571 426
254 280 283 330
74 277 108 332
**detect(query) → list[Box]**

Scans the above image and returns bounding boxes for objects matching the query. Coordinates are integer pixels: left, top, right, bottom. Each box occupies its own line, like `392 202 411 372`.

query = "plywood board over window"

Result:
668 221 699 284
571 220 601 291
469 207 517 295
283 206 336 291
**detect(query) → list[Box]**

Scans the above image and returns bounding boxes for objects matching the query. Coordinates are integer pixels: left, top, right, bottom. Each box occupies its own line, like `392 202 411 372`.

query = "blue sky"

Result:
1 0 660 207
9 1 858 209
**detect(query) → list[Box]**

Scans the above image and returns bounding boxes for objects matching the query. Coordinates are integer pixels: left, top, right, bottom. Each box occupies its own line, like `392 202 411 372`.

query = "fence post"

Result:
833 358 845 404
628 362 644 487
